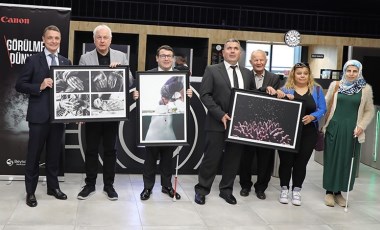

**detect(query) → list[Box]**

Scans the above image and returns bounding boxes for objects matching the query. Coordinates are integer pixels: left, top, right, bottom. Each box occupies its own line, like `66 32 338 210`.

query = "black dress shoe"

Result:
47 188 67 200
240 188 251 197
140 188 152 200
26 194 37 207
194 193 205 205
162 186 181 200
219 193 237 205
256 191 266 200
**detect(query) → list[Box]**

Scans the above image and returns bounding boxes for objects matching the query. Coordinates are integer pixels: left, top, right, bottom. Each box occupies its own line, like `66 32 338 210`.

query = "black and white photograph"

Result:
137 71 189 146
90 93 125 117
50 65 129 122
55 94 90 117
55 70 90 93
90 70 124 92
226 89 304 152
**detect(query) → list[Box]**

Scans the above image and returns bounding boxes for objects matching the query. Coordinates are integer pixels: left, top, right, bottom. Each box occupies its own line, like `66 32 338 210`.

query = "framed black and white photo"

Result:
137 71 190 146
50 65 129 123
226 89 305 152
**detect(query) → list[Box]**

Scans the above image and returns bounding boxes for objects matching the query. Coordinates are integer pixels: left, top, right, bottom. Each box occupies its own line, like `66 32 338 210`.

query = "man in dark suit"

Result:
194 39 253 205
77 24 134 201
239 49 281 200
137 45 192 201
15 25 71 207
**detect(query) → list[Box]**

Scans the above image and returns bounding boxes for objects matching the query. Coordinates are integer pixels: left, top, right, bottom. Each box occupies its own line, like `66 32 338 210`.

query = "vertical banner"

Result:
0 4 71 178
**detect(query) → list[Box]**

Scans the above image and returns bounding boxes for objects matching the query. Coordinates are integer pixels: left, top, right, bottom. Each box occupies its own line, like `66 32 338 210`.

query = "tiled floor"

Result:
1 158 380 230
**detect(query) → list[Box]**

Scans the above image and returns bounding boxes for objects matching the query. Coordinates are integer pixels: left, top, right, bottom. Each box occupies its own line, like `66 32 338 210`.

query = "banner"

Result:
0 4 71 178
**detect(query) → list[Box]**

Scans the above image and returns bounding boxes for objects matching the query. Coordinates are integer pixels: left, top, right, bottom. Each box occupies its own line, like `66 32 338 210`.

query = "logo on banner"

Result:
1 16 30 24
6 159 14 166
6 159 26 166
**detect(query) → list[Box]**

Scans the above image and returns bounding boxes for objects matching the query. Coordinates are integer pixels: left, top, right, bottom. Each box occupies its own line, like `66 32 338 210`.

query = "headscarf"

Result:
338 59 366 95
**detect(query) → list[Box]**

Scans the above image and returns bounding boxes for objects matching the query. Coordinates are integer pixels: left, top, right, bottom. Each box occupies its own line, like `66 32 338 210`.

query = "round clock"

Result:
284 30 301 47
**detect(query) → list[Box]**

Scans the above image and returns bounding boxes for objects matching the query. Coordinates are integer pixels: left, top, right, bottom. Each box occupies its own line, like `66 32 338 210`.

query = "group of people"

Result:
15 24 374 209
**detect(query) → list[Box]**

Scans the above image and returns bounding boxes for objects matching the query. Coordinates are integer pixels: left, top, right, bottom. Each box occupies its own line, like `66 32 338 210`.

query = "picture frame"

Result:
226 89 305 152
136 71 190 146
50 65 129 123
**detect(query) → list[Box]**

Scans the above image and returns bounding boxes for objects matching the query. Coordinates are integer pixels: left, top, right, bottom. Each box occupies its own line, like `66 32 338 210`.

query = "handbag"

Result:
314 130 325 151
314 86 325 151
314 82 339 151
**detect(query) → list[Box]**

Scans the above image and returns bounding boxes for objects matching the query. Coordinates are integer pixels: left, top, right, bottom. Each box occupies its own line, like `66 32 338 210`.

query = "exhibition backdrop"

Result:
0 4 71 178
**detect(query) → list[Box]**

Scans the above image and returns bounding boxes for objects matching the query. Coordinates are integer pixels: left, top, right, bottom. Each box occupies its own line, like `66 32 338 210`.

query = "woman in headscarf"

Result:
322 60 375 207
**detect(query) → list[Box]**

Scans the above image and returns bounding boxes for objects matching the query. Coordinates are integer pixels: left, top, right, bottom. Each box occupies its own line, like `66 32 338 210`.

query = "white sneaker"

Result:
292 187 302 206
279 186 289 204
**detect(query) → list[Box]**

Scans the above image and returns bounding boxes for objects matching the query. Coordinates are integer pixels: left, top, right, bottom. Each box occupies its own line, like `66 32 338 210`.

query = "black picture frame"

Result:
226 89 305 152
50 65 129 123
136 71 190 146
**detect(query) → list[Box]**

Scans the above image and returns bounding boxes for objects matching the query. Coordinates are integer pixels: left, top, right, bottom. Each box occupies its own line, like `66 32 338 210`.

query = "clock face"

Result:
284 30 301 47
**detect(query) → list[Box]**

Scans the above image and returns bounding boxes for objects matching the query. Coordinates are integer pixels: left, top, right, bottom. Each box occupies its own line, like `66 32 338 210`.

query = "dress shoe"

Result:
26 194 37 207
47 188 67 200
140 188 152 200
219 193 237 205
161 186 181 200
194 193 205 205
240 188 251 197
256 191 266 200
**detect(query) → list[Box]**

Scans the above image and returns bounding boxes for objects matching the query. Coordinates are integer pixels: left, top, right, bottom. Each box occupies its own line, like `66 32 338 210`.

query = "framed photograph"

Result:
50 65 129 123
226 89 305 152
137 71 190 146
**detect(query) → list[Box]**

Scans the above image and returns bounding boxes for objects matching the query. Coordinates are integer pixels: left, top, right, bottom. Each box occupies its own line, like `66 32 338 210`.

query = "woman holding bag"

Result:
322 60 375 207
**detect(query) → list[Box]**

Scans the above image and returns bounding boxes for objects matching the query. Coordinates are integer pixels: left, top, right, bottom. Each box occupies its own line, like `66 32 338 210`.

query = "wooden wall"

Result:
69 21 380 73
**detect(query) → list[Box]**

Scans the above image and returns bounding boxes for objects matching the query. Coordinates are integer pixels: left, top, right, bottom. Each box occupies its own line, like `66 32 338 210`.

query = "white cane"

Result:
173 153 179 202
345 135 357 212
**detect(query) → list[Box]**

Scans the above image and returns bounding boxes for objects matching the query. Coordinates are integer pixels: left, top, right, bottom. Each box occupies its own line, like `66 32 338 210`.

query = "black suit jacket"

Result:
15 51 72 123
200 62 252 132
251 69 281 91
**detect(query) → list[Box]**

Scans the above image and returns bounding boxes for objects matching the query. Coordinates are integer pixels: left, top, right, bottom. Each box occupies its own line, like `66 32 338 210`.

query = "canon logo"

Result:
1 16 30 24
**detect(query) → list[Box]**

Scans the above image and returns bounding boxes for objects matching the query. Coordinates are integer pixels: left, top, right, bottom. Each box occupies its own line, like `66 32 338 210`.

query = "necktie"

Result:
49 53 57 67
231 65 239 88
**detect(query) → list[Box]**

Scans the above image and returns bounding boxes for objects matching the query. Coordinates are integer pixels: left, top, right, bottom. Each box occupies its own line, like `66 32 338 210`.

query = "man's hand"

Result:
221 113 231 130
59 99 75 111
67 76 84 91
40 78 53 91
266 86 277 95
109 62 121 68
186 88 193 98
133 90 139 100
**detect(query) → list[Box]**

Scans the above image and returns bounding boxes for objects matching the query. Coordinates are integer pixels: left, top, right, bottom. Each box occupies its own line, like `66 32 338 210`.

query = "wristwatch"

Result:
284 30 301 47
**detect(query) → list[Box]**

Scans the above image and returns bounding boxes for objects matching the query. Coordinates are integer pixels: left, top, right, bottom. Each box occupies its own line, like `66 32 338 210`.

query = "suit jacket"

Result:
200 62 252 132
251 70 281 91
79 48 134 87
15 51 71 123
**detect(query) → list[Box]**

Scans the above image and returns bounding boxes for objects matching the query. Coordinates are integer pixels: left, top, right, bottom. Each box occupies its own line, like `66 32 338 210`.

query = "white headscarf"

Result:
339 60 366 95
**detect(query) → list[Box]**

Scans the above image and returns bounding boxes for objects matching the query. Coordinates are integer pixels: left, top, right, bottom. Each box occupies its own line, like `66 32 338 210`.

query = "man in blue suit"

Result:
15 25 71 207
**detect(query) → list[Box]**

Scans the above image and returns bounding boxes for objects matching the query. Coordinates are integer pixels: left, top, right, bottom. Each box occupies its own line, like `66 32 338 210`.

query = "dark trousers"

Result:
84 121 118 187
239 146 275 192
25 122 64 194
195 131 243 196
278 124 318 190
143 146 177 189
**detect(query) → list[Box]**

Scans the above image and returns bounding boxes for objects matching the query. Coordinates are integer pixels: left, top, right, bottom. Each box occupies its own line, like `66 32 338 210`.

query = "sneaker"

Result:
334 193 346 207
103 186 118 201
291 187 302 206
279 186 289 204
77 185 95 200
324 194 335 207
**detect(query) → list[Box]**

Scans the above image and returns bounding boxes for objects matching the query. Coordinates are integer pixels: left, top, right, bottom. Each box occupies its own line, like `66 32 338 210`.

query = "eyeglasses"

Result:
158 54 174 59
294 62 309 68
